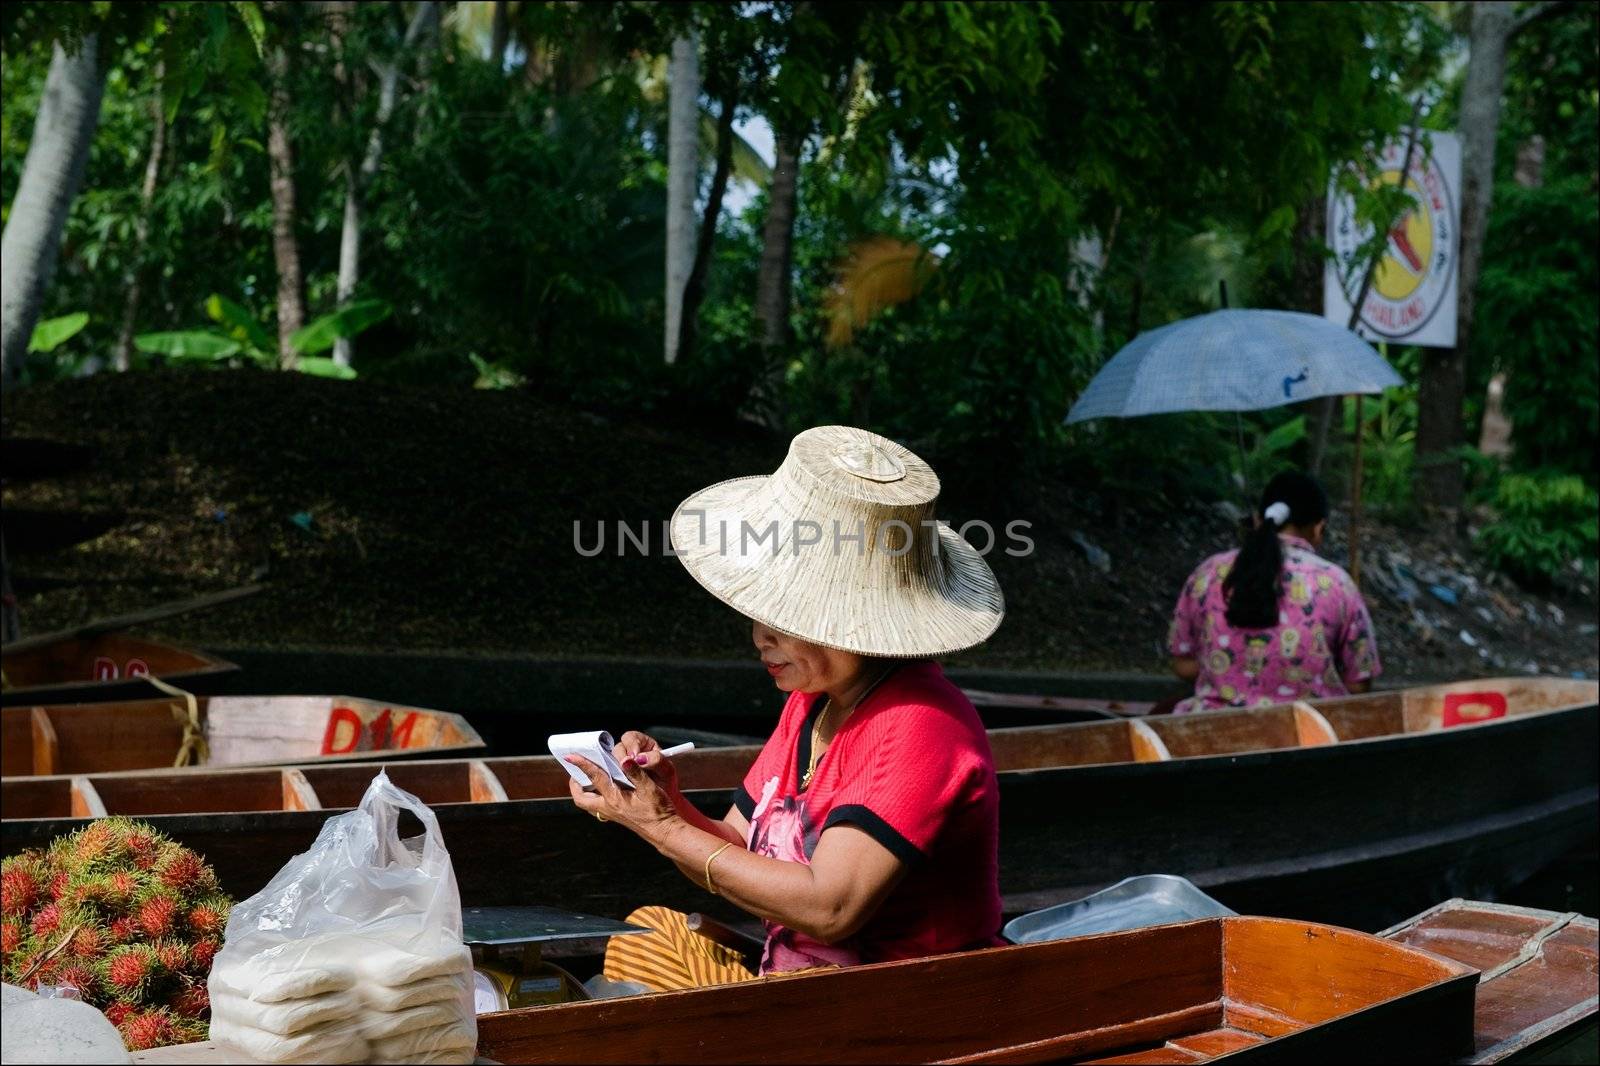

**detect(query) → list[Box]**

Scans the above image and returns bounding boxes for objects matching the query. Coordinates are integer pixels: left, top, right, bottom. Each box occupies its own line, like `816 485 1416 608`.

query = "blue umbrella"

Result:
1065 308 1403 588
1064 309 1403 424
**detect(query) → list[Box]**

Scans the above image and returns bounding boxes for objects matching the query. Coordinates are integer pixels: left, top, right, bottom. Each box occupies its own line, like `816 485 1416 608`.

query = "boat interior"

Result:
472 917 1474 1064
1 695 485 777
3 677 1593 822
1383 898 1600 1061
0 632 235 692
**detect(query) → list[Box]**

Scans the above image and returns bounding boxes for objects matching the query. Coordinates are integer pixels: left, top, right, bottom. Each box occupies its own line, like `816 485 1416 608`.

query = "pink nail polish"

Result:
634 754 649 766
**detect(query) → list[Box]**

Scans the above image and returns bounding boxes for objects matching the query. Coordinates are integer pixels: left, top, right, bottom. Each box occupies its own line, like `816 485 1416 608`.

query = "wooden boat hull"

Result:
1 695 486 777
1 633 237 705
1383 898 1599 1064
4 679 1595 933
470 917 1476 1064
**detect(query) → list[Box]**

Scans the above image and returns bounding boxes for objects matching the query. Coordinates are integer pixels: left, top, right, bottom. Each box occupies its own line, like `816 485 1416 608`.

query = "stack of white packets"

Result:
208 934 476 1064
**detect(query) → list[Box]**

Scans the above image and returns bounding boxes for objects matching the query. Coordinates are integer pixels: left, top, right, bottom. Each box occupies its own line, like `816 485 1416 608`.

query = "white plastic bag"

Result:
209 772 476 1064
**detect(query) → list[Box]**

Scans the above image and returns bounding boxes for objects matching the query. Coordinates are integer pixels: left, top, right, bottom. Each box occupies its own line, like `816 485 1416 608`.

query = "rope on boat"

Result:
143 673 209 768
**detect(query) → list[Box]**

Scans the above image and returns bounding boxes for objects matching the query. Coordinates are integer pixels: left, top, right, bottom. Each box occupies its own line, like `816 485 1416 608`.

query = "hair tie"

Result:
1263 502 1291 526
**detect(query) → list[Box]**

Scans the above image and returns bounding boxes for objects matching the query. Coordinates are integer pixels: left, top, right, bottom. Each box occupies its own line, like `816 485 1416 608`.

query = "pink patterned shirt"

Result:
1167 535 1381 713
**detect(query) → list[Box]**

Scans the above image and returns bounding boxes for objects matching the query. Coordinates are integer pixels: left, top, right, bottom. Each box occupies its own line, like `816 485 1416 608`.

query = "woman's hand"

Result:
566 752 680 844
614 730 681 795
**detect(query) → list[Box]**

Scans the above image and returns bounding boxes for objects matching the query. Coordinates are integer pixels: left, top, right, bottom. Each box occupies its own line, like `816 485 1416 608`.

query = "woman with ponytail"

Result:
1166 471 1380 713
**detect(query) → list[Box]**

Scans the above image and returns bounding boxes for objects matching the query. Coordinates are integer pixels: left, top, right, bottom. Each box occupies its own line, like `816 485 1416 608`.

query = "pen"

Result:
635 742 695 766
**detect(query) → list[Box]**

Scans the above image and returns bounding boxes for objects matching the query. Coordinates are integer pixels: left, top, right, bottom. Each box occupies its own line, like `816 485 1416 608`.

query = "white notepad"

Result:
547 730 635 791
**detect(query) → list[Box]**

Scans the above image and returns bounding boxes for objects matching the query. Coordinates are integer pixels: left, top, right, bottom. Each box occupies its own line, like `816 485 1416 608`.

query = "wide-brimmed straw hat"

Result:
670 426 1004 657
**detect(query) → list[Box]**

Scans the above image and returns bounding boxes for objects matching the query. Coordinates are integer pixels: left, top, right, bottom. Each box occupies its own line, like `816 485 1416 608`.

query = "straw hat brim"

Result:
671 475 1005 658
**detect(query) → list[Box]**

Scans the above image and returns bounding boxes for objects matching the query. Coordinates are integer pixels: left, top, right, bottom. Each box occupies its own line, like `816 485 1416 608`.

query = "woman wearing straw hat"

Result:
562 425 1006 990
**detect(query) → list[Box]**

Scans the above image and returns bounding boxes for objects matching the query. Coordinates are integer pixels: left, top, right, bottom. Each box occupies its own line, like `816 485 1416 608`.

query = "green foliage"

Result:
288 300 391 357
2 0 1587 533
134 295 386 376
28 312 90 352
1476 473 1600 587
1474 180 1599 482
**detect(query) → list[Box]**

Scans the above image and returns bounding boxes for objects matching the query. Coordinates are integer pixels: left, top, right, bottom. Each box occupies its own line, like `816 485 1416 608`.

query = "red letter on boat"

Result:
321 707 363 754
1442 692 1507 727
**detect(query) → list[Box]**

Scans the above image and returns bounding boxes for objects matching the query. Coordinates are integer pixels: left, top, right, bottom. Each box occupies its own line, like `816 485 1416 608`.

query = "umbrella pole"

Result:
1349 393 1364 589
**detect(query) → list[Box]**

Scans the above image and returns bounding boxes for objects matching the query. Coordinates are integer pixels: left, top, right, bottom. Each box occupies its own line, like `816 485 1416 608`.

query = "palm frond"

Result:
824 237 939 349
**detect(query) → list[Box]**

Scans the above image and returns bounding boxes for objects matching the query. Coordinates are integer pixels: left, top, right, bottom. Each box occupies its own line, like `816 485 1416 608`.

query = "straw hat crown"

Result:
670 426 1004 657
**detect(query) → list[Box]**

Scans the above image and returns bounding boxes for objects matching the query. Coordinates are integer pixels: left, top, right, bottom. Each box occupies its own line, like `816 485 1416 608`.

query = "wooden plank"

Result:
279 769 321 812
1 585 261 655
937 1003 1221 1065
1222 916 1471 1028
1293 702 1338 746
29 708 58 776
69 776 107 818
1164 1028 1265 1056
1382 899 1600 1064
468 760 508 804
1128 721 1172 763
472 918 1476 1066
477 922 1223 1065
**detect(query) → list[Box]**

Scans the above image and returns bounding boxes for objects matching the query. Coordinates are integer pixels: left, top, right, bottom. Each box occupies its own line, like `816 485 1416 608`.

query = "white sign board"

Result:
1324 130 1461 348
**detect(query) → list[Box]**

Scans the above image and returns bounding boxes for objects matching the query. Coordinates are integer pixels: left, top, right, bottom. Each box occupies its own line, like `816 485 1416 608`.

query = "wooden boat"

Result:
470 917 1476 1064
127 917 1476 1064
1383 898 1599 1064
1 632 238 704
4 677 1594 931
1 695 486 777
962 688 1154 719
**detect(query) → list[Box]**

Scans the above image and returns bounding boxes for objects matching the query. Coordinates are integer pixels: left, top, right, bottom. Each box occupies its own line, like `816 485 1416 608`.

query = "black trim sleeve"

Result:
822 805 923 866
733 784 756 820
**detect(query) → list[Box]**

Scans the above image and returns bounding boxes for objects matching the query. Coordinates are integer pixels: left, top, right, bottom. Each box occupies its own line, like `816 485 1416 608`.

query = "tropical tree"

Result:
1 35 106 384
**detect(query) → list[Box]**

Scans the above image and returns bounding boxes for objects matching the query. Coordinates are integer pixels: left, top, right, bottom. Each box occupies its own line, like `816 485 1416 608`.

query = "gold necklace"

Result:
800 664 895 791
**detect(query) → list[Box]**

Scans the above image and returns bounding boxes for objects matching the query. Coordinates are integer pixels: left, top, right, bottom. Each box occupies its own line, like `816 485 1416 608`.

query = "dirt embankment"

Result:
5 370 1596 682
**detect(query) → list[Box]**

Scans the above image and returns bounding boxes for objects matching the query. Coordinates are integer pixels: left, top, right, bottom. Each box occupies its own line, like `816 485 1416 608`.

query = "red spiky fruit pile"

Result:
0 819 231 1051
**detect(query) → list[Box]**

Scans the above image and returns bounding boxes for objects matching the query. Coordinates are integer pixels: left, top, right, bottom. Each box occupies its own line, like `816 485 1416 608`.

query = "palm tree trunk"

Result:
333 1 436 368
489 0 510 69
1415 0 1513 510
113 64 167 372
1 36 107 385
266 19 306 370
664 33 700 365
676 79 738 366
755 130 800 353
743 129 801 426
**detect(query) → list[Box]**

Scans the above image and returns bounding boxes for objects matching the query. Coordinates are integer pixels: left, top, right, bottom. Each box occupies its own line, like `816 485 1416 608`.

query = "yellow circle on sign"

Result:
1371 172 1432 302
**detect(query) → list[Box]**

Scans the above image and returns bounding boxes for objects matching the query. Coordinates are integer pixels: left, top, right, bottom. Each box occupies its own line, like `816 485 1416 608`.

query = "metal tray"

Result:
1003 875 1237 944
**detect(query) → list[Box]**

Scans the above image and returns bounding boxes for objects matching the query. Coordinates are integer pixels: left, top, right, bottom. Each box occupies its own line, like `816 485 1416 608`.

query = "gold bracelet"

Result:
704 842 735 896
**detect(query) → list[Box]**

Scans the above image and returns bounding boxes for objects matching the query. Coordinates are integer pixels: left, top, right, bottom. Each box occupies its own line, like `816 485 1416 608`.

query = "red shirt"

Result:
734 660 1002 973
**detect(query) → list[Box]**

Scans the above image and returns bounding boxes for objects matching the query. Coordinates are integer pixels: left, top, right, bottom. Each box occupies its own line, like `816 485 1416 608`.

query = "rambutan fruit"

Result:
72 820 120 865
109 869 138 896
103 945 155 995
186 899 228 937
48 869 71 900
108 915 138 943
103 1002 134 1027
1 862 40 917
69 923 107 958
1 918 23 953
30 902 63 938
137 894 178 938
120 1008 176 1051
172 977 210 1017
154 940 188 972
155 849 206 894
187 938 220 971
54 961 98 999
